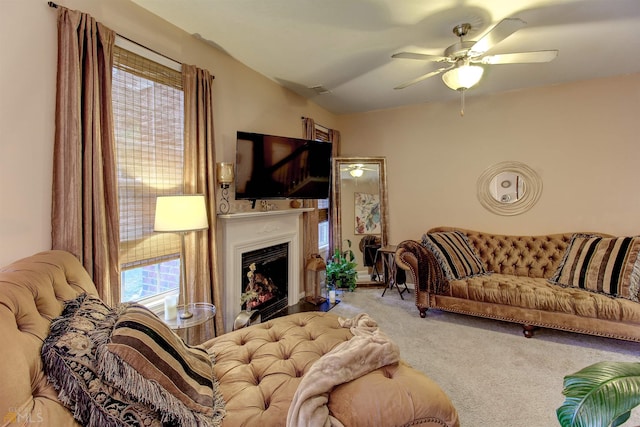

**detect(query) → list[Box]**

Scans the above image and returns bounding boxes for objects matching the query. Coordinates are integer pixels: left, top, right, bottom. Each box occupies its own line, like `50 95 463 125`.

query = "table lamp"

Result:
154 195 209 319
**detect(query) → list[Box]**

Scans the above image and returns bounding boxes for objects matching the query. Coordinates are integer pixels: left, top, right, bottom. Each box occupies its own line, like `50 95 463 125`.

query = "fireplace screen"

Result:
241 242 288 320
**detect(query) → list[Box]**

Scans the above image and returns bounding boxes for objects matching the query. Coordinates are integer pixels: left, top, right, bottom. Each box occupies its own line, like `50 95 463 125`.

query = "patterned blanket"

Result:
397 239 449 294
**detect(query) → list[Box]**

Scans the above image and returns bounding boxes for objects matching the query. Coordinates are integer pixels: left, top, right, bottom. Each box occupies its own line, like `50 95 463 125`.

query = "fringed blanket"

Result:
286 313 400 427
397 239 448 294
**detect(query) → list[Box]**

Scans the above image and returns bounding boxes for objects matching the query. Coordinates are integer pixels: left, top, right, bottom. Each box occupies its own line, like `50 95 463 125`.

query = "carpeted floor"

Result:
329 287 640 427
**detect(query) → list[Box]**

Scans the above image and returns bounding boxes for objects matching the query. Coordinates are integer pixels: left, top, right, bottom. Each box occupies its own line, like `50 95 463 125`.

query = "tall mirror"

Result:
331 157 389 282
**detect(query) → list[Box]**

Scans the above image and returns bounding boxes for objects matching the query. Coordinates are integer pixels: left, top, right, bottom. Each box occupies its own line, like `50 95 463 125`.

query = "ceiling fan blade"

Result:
392 52 448 62
469 18 526 57
393 66 453 90
480 50 558 64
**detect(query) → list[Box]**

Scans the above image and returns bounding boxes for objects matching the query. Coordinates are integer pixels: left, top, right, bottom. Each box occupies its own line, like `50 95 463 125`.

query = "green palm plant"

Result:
557 361 640 427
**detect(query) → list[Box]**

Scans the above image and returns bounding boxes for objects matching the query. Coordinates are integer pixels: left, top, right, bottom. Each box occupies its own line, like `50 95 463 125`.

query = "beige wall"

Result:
2 0 639 269
0 0 336 267
337 73 640 243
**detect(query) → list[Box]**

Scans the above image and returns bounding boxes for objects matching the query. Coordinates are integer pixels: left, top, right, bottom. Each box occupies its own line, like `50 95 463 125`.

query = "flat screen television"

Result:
235 131 332 201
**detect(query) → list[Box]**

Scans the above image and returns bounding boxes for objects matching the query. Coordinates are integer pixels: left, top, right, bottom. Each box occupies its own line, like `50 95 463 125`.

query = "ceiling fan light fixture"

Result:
349 168 364 178
441 64 484 91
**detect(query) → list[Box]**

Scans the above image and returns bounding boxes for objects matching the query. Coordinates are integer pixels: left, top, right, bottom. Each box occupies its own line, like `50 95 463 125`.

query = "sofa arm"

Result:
396 240 446 293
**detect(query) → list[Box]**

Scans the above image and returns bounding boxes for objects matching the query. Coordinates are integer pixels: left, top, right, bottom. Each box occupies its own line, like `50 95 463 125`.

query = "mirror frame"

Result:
477 161 543 216
331 157 389 252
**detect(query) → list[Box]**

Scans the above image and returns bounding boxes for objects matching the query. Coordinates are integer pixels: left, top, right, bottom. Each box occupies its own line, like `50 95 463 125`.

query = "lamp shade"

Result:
216 162 234 185
154 195 209 232
442 64 484 91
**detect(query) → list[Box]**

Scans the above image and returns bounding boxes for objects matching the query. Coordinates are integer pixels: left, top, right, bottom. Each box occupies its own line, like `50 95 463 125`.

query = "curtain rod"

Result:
47 0 215 79
300 116 330 132
47 1 181 66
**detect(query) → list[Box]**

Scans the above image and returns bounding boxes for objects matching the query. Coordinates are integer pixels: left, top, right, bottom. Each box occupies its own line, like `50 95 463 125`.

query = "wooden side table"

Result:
375 245 410 299
162 302 216 344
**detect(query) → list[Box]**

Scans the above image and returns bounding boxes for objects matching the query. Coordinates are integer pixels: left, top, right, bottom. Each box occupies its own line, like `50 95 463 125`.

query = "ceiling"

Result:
131 0 640 115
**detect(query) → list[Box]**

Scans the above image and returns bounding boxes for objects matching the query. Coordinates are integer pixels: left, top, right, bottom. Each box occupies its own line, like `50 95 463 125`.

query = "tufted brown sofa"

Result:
396 227 640 342
0 250 459 427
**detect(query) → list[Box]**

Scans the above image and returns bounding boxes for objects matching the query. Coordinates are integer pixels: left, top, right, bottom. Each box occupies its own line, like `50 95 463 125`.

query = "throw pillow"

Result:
93 302 225 427
41 293 162 427
550 234 640 302
422 231 488 280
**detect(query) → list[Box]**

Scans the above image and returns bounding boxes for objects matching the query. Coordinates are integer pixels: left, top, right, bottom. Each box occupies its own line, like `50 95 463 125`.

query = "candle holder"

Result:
216 162 234 214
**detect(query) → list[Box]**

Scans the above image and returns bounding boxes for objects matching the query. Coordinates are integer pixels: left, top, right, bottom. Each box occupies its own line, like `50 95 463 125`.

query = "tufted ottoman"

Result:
202 311 459 426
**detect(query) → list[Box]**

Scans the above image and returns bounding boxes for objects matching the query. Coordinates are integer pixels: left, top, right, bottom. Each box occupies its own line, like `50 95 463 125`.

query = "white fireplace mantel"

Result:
217 208 312 332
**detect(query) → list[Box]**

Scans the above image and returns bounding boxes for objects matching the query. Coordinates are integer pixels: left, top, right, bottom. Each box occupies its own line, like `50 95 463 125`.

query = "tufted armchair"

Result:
396 227 640 342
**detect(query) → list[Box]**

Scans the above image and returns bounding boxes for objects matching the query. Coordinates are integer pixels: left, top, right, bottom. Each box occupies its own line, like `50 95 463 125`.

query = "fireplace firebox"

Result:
241 242 288 321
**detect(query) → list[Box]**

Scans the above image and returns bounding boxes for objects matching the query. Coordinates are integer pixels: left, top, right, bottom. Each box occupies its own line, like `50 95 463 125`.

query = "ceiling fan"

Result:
341 164 375 178
392 18 558 98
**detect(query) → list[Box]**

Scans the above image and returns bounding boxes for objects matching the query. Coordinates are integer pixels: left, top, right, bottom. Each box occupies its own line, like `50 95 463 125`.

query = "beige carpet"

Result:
329 287 640 427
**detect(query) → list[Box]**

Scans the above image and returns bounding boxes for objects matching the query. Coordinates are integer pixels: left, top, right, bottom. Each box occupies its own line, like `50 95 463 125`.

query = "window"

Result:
317 199 329 249
314 124 331 253
112 38 185 303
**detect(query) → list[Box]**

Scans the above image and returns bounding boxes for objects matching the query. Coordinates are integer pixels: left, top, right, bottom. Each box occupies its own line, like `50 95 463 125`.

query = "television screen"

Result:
235 131 332 200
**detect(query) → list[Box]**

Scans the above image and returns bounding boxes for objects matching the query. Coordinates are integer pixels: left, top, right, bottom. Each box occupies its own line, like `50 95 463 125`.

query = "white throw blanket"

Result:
286 313 400 427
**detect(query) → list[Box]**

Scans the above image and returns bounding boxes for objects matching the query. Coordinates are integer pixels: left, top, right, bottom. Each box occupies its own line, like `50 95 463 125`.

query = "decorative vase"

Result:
329 290 336 303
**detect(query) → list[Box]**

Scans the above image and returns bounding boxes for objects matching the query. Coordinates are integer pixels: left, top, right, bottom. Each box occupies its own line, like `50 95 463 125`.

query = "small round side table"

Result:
162 302 216 344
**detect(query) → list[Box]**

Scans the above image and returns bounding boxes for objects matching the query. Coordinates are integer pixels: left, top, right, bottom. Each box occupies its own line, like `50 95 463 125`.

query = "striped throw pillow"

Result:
422 231 487 280
41 294 162 426
94 303 224 426
550 235 640 302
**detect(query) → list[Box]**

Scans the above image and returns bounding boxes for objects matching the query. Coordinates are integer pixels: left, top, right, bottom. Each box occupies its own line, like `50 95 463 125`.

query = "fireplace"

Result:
241 242 288 320
217 210 307 332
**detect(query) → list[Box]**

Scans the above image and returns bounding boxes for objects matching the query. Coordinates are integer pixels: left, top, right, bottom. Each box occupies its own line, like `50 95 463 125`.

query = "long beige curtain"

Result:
327 129 340 251
302 118 341 257
302 118 319 262
52 7 120 306
182 64 224 337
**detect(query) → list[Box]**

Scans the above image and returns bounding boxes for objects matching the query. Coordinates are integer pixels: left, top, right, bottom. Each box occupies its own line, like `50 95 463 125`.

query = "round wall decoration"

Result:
477 161 543 216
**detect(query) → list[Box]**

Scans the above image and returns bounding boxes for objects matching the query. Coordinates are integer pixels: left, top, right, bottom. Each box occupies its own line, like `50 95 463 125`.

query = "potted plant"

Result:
557 361 640 427
326 240 358 292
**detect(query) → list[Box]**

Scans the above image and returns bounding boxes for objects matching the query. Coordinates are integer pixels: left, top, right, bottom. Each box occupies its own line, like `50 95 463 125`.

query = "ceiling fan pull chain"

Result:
460 90 465 116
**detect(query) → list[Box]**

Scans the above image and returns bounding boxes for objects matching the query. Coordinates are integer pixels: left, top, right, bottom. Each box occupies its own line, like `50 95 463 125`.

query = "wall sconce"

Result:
216 162 234 214
154 195 209 319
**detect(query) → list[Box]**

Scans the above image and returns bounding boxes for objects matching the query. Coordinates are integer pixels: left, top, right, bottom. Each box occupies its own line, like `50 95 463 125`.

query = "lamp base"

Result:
180 310 194 319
